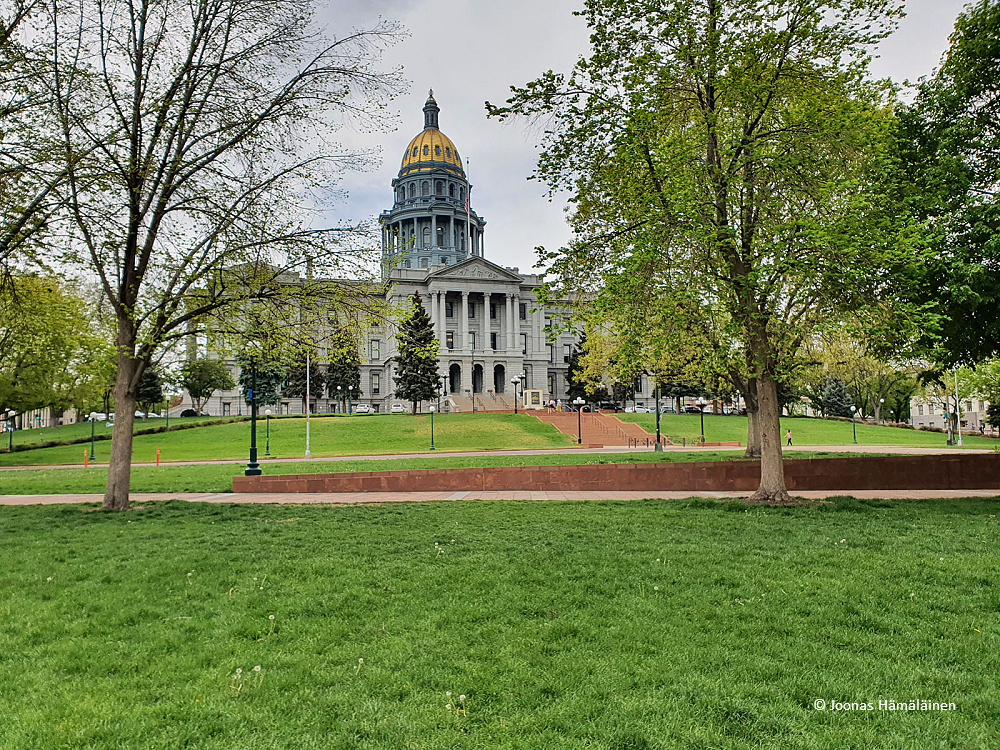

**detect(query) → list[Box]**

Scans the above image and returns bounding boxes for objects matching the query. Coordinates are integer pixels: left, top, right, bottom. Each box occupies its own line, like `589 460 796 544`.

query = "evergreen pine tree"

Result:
820 377 854 418
284 355 327 413
237 354 284 408
393 294 440 414
326 327 362 411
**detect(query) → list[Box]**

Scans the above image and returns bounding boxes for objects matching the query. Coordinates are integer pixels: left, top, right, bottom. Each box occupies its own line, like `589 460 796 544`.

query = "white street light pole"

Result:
305 353 311 457
955 369 963 447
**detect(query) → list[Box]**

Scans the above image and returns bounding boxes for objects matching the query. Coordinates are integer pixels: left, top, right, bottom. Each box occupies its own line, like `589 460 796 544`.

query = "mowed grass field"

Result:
621 413 998 449
1 498 997 748
1 412 993 468
0 413 574 467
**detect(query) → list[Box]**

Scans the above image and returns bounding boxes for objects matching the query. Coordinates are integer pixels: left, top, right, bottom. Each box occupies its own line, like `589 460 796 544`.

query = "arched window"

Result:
436 226 444 247
435 180 444 196
422 226 430 246
420 257 428 268
404 259 411 268
449 184 455 198
421 181 429 196
397 188 404 202
412 147 418 157
423 145 429 156
435 145 441 156
460 187 466 202
446 147 451 159
408 183 415 198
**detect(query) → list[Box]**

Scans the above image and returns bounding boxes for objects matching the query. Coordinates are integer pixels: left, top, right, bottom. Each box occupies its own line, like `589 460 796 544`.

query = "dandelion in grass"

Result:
46 577 52 582
253 665 263 686
354 658 364 675
267 614 276 637
654 586 659 592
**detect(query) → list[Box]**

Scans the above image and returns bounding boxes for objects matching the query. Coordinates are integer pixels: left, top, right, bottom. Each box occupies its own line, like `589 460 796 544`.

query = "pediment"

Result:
426 257 523 283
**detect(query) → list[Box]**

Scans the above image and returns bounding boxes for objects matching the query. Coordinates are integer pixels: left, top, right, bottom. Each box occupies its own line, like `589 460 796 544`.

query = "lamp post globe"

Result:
264 409 272 456
348 385 353 416
654 385 663 451
336 384 342 414
429 405 436 451
879 397 885 425
850 405 857 445
89 412 97 461
573 397 586 444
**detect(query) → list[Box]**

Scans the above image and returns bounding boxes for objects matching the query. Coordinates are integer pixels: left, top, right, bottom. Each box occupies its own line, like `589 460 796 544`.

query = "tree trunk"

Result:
103 352 140 510
748 373 790 504
743 377 761 459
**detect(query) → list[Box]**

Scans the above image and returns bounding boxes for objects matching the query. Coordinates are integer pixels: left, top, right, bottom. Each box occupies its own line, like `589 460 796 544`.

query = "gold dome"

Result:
399 91 465 177
400 129 463 174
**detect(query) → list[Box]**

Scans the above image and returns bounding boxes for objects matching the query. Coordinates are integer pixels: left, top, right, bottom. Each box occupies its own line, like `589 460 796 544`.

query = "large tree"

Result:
393 294 439 414
489 0 911 501
37 0 402 508
326 326 362 411
897 0 1000 366
283 355 326 414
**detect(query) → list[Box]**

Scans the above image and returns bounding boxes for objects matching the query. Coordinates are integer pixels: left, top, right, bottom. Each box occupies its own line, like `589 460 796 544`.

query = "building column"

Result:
437 291 446 352
461 291 470 354
431 214 437 255
505 293 515 352
512 293 521 353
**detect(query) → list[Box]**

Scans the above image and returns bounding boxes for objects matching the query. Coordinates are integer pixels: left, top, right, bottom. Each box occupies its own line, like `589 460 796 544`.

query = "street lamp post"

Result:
654 385 662 452
879 397 885 425
336 384 342 414
89 412 97 461
264 409 271 456
429 405 436 450
511 375 521 414
696 397 706 443
348 385 353 416
245 362 262 476
573 397 585 444
471 346 477 412
5 411 13 452
850 405 857 445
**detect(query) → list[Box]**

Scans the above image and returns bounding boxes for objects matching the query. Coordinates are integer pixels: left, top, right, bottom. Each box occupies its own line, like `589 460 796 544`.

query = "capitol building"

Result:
185 93 590 415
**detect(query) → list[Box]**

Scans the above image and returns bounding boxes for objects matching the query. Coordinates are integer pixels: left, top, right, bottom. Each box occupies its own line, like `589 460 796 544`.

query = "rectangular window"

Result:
563 344 572 363
446 301 453 317
468 301 475 318
490 302 497 319
370 340 380 361
490 332 498 350
965 401 973 413
446 331 454 350
372 373 381 395
520 333 527 355
222 402 231 416
548 344 554 363
470 332 477 350
519 303 527 320
918 405 924 416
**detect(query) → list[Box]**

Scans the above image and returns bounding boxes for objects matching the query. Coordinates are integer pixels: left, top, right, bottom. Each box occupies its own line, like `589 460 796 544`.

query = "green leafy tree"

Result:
180 359 236 416
393 295 440 414
488 0 910 501
897 0 1000 366
283 355 327 414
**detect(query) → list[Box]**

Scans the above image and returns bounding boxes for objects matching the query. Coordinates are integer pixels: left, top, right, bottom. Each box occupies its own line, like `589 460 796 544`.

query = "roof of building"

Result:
399 91 465 178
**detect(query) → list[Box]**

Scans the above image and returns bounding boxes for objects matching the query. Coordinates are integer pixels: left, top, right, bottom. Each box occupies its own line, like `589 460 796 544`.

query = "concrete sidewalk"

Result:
2 489 998 506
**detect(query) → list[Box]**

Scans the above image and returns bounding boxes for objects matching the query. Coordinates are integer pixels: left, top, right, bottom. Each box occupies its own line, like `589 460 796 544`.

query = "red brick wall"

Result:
232 454 1000 493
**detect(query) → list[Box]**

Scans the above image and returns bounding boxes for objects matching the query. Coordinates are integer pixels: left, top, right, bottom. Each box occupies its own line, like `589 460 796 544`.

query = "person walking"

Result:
786 428 793 446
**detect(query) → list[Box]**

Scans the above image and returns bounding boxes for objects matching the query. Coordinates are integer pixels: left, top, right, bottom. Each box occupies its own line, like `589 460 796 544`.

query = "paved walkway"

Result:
0 443 989 472
2 489 998 506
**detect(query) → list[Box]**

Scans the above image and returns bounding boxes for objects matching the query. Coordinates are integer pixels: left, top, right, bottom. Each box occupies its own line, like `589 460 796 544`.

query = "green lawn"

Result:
623 413 998 449
0 413 574 467
2 415 235 450
1 498 996 748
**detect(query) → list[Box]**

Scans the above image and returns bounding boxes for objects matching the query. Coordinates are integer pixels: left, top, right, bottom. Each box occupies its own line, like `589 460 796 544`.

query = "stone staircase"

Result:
533 411 656 447
448 393 507 412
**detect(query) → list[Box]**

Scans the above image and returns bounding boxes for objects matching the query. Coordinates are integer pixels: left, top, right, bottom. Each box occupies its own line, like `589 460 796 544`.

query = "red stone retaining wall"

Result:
232 454 1000 494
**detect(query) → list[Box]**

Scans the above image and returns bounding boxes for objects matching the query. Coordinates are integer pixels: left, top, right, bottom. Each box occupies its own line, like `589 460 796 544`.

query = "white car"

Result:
632 405 652 413
353 404 372 414
390 403 407 413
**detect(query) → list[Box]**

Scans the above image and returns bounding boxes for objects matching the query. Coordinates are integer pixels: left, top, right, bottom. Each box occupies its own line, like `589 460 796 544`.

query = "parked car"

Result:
632 405 652 413
353 403 373 414
683 406 703 414
87 412 108 422
390 403 407 413
597 402 618 412
180 408 197 417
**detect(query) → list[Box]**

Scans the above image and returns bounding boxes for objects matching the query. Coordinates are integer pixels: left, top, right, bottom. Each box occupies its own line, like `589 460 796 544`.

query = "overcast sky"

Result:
324 0 972 273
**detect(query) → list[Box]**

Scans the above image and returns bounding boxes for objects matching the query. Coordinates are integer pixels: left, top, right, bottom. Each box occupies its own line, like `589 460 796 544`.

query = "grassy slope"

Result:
0 498 996 749
3 415 234 449
0 413 574 467
622 413 998 449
